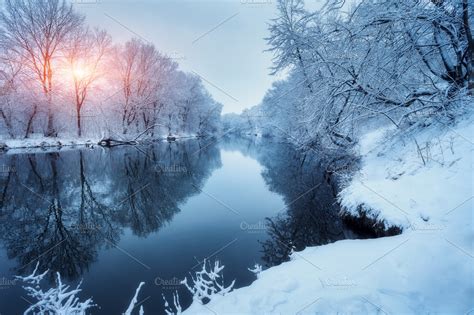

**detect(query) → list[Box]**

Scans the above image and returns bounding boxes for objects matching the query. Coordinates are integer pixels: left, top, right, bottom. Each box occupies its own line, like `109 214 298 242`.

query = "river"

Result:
0 137 359 314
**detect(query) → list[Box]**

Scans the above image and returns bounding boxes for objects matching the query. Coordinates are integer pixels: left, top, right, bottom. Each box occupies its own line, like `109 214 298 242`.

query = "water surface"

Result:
0 137 357 314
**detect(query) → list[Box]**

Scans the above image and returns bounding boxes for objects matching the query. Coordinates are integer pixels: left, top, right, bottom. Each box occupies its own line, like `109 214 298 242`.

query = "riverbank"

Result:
183 115 473 314
0 134 199 154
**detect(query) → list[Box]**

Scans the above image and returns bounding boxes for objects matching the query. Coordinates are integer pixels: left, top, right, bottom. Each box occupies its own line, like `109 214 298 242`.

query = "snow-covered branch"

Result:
181 259 235 304
16 262 95 315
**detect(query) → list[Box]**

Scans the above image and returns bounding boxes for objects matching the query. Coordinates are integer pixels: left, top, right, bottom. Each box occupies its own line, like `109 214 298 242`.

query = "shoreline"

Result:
0 134 201 153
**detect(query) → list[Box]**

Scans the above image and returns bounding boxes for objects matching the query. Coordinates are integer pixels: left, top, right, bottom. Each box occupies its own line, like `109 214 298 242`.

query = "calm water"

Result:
0 137 357 314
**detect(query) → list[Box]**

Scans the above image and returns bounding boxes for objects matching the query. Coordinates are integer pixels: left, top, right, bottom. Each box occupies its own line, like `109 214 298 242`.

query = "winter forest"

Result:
0 0 222 141
0 0 473 314
226 0 473 151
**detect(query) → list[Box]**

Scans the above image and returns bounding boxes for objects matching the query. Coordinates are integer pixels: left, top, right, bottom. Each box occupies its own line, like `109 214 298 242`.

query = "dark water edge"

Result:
0 136 375 314
319 149 403 238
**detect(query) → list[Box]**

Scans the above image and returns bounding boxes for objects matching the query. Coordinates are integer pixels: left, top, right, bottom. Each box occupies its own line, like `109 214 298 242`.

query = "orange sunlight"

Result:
71 63 90 81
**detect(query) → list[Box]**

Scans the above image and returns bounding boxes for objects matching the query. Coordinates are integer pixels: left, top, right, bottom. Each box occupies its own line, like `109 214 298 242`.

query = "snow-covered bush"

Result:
181 259 235 304
17 263 147 315
162 291 182 315
248 263 263 276
161 259 235 315
17 259 236 315
16 262 95 315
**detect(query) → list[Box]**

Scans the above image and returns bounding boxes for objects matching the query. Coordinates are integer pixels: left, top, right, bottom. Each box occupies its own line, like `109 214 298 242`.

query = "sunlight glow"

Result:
71 64 90 80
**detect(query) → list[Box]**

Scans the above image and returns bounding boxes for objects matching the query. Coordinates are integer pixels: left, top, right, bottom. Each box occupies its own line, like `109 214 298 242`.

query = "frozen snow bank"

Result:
183 117 474 314
1 136 99 153
340 118 473 229
0 133 199 153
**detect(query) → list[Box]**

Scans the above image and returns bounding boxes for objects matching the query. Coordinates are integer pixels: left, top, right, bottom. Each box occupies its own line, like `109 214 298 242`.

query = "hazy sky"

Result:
75 0 288 114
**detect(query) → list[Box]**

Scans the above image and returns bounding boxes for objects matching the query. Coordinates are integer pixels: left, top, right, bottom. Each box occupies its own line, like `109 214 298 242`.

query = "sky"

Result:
75 0 287 114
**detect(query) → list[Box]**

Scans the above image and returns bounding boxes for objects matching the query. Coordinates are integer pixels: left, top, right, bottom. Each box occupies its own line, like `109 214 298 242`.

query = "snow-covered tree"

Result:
242 0 474 150
65 28 111 137
0 0 84 137
0 1 222 140
266 0 315 93
114 38 165 135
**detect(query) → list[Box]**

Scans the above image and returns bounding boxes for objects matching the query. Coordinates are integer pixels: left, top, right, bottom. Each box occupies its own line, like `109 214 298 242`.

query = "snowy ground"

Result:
184 116 474 314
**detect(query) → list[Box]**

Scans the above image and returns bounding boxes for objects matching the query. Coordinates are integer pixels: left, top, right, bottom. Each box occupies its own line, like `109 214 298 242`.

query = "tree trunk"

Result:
77 107 82 137
0 109 14 138
45 60 56 137
25 105 38 138
296 47 313 93
46 102 56 137
463 0 474 94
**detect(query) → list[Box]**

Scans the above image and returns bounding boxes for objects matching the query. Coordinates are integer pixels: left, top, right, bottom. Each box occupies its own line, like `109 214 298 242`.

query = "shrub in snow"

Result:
123 282 145 315
17 263 147 315
17 259 235 314
15 262 95 315
181 259 235 304
248 263 263 276
162 259 235 314
162 292 182 315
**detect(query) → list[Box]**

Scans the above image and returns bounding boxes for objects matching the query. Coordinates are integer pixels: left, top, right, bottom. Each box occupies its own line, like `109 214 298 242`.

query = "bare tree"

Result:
116 39 152 134
115 38 176 135
0 3 222 140
0 51 21 137
266 0 315 93
65 28 111 137
0 0 84 137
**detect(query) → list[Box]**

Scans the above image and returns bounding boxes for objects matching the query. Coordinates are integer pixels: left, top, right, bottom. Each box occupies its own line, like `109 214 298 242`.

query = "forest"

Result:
0 0 222 142
225 0 473 154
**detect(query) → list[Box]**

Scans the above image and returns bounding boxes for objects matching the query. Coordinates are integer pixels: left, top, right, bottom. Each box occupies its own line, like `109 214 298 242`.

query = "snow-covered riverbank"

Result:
184 116 474 314
0 134 199 154
0 137 100 153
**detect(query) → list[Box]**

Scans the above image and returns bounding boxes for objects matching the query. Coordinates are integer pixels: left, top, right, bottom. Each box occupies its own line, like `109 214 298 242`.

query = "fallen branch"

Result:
98 138 139 147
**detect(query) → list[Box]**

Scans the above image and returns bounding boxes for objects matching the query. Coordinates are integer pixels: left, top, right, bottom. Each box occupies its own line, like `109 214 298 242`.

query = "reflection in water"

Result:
0 140 221 281
221 137 357 267
0 137 359 314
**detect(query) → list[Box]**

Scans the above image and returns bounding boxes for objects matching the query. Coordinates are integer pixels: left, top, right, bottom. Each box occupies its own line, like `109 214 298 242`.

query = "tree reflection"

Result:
221 137 357 267
0 140 221 282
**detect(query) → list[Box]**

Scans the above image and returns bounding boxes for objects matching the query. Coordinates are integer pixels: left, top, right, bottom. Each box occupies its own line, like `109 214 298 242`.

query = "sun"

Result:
72 64 90 80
